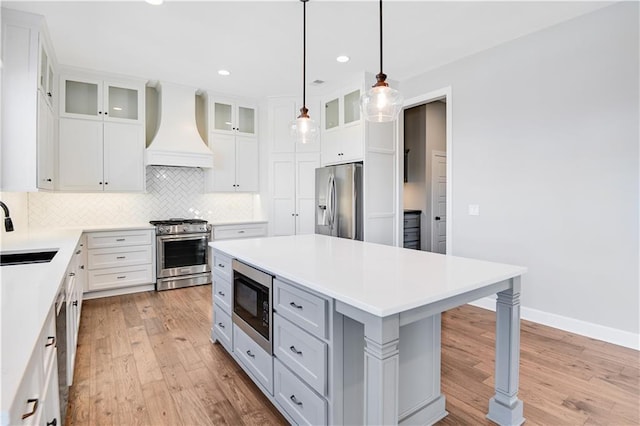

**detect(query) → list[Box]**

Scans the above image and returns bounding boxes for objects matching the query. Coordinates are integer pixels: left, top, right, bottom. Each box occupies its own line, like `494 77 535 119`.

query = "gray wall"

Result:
401 2 639 334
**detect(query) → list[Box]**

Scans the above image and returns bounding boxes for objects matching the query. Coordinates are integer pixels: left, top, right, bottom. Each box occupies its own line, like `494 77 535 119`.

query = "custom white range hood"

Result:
146 82 213 168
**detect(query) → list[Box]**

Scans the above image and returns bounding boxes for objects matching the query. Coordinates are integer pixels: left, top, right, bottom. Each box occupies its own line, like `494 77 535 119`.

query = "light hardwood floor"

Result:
66 285 639 425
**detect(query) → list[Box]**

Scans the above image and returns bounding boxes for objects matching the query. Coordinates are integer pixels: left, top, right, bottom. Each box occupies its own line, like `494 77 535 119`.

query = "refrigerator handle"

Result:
326 175 333 228
328 174 336 229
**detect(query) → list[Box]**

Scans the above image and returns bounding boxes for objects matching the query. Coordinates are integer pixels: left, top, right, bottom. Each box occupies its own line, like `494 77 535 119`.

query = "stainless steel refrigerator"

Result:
315 163 363 240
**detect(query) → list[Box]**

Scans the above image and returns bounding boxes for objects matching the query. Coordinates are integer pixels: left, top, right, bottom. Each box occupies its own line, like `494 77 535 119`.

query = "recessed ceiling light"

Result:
218 69 230 76
145 0 163 5
336 55 350 63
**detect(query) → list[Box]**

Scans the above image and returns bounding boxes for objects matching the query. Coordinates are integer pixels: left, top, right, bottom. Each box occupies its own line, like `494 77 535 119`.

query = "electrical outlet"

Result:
468 204 480 216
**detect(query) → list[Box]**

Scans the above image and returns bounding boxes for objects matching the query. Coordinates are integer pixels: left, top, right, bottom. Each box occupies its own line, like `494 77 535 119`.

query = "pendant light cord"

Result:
379 0 383 75
302 0 307 109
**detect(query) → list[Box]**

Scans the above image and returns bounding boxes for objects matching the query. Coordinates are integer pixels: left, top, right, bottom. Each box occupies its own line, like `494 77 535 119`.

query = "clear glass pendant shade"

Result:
361 84 404 123
290 114 319 144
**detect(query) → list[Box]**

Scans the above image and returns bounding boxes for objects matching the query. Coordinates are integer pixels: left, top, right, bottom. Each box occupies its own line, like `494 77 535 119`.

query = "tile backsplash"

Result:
27 166 256 228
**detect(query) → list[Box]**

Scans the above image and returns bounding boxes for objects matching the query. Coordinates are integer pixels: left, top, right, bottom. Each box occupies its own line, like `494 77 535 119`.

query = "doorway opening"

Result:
399 88 451 254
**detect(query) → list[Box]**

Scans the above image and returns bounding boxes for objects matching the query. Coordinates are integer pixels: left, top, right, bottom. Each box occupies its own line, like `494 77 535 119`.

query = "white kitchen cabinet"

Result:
1 9 58 191
268 98 321 236
205 95 259 193
206 133 259 192
212 222 268 241
211 98 257 137
60 74 144 124
58 119 144 191
85 229 155 294
320 87 364 166
37 91 56 190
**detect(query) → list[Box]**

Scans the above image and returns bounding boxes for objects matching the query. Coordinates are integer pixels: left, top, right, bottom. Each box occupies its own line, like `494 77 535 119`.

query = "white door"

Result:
58 118 103 191
209 133 237 192
235 136 259 192
431 151 447 254
103 122 144 191
295 152 320 234
271 154 296 236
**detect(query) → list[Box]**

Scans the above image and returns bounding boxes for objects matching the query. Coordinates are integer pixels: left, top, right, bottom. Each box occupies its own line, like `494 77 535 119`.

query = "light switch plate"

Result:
468 204 480 216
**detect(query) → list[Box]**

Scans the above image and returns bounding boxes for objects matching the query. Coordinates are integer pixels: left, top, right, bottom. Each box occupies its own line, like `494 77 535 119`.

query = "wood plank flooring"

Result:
66 285 639 426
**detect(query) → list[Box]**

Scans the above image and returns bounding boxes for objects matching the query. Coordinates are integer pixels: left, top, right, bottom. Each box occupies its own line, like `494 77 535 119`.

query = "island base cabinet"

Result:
274 359 327 426
233 326 274 395
212 307 232 352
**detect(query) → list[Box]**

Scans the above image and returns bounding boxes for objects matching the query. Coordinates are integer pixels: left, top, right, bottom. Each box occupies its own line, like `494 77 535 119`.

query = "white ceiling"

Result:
4 1 612 99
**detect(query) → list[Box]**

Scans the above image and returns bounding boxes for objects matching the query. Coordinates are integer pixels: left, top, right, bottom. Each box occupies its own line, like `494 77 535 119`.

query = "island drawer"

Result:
274 358 327 426
233 325 273 394
213 272 232 314
87 264 153 291
86 230 153 249
274 314 327 396
87 245 153 270
213 252 231 280
274 279 328 339
213 307 232 352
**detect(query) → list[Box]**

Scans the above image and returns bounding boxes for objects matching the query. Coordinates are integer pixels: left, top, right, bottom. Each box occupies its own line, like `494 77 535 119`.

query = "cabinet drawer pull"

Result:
47 418 57 426
75 250 81 255
116 256 126 259
116 238 126 242
217 291 225 297
289 345 302 355
237 230 245 234
289 301 303 310
217 263 225 268
217 322 225 329
117 275 127 279
45 336 56 347
21 398 38 419
72 300 78 307
289 395 303 406
246 350 255 358
69 272 76 277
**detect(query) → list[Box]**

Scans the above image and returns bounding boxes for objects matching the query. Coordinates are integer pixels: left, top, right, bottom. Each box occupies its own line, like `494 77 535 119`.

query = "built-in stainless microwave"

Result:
232 259 273 354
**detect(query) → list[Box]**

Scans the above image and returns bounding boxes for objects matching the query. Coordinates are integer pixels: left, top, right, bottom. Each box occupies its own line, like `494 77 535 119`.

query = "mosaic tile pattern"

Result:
28 166 255 228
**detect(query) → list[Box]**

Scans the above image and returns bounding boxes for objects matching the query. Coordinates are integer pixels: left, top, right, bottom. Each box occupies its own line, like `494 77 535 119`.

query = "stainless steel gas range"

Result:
150 218 212 291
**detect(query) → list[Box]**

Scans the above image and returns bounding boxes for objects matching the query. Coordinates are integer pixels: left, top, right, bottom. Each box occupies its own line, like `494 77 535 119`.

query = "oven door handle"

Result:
157 235 209 243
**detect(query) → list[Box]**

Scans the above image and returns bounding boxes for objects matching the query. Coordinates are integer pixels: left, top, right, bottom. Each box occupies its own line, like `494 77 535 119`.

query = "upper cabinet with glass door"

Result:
60 74 144 124
321 87 361 132
38 38 56 110
210 97 257 137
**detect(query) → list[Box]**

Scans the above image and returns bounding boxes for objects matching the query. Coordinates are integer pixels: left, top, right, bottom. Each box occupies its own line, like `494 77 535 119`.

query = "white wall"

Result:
401 2 639 338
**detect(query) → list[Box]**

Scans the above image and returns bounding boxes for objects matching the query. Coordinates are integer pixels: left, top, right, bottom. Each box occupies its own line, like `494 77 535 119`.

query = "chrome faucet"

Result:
0 201 14 232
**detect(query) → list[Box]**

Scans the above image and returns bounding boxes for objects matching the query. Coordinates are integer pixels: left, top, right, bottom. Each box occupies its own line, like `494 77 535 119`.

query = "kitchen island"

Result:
210 234 527 425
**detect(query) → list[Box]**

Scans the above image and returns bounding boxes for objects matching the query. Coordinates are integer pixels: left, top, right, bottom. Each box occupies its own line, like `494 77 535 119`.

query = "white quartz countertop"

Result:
210 234 527 317
1 228 83 411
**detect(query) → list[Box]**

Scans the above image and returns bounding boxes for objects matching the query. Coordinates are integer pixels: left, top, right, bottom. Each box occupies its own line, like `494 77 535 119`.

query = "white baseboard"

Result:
469 297 639 351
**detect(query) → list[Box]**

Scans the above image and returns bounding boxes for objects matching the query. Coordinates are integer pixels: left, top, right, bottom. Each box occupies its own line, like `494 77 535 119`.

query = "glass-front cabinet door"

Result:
61 76 143 123
343 89 360 125
211 98 256 136
61 76 102 119
324 98 339 130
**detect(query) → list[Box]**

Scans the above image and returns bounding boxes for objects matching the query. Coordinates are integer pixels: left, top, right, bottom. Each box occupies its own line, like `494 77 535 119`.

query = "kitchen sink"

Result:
0 249 59 266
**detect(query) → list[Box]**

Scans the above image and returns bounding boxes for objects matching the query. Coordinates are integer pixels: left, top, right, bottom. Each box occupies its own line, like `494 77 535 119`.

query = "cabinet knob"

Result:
46 178 52 182
98 111 103 115
104 111 108 115
47 92 52 98
99 182 103 185
104 182 109 185
72 300 78 306
435 216 441 221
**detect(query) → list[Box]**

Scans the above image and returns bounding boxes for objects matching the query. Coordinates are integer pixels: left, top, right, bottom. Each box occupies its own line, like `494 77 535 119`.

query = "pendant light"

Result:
290 0 319 144
360 0 403 122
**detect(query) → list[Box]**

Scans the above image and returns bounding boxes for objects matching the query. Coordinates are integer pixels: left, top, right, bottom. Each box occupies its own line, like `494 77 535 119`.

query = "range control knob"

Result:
183 226 189 232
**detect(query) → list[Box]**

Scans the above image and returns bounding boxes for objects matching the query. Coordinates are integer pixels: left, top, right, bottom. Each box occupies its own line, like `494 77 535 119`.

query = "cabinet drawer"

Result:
403 228 420 242
274 314 327 396
213 272 232 314
213 306 232 352
403 241 420 250
213 251 232 280
87 264 153 291
86 229 153 249
213 223 267 240
274 279 327 339
87 245 152 270
403 214 420 229
274 359 327 426
233 325 273 394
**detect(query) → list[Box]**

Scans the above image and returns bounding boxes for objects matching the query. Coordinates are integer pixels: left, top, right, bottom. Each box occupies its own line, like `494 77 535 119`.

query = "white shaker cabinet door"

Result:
235 135 259 192
103 122 144 191
58 118 103 191
209 133 236 192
